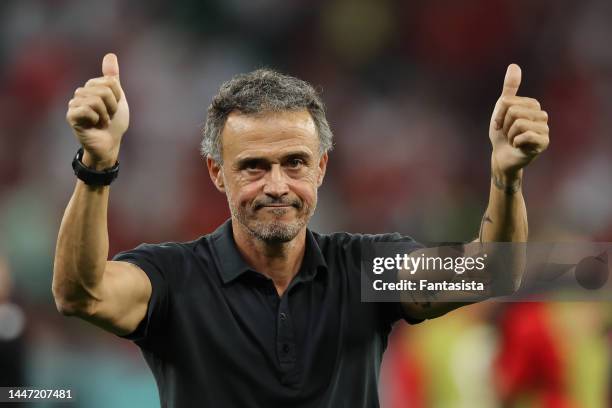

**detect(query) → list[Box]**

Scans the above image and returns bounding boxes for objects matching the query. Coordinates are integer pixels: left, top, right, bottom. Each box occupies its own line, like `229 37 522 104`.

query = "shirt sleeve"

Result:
376 233 426 327
111 243 171 346
349 232 426 327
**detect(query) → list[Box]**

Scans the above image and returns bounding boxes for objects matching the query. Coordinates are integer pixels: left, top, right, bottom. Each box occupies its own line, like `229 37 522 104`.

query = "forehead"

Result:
221 109 319 161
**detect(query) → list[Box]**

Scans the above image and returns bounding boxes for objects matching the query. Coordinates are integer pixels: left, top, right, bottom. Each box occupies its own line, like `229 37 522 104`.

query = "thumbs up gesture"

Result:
489 64 549 178
66 53 129 170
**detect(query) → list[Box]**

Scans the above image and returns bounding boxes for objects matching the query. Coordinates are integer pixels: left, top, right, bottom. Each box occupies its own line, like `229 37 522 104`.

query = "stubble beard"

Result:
229 195 316 244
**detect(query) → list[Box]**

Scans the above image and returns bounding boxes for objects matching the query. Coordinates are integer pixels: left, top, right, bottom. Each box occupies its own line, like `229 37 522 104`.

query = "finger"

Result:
493 96 541 130
503 106 548 136
102 53 120 80
513 130 549 153
82 85 118 116
76 95 110 126
67 105 100 128
501 63 522 97
508 119 549 145
85 77 122 102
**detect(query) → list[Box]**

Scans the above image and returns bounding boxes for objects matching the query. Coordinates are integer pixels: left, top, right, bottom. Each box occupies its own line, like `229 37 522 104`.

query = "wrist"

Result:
82 149 119 171
492 167 523 183
491 169 522 195
73 148 120 186
491 159 523 195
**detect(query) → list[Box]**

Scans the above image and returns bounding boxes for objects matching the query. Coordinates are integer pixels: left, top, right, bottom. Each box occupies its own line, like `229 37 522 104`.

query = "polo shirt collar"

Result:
210 219 328 284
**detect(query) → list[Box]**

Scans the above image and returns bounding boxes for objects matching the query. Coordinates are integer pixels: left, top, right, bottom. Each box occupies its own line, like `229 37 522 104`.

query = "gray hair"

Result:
201 68 333 163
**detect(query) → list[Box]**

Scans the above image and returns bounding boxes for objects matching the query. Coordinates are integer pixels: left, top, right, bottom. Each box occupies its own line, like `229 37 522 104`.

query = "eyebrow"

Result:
234 151 313 168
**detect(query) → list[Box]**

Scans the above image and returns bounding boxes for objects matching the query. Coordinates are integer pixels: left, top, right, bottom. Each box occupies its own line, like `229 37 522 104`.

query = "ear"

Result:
207 157 225 193
316 152 328 187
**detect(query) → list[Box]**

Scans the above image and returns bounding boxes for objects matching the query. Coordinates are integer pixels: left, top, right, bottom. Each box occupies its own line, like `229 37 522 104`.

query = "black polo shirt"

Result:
112 219 423 408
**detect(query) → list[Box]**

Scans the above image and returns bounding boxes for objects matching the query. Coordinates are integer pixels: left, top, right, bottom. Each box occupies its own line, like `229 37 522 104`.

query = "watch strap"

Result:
72 148 119 186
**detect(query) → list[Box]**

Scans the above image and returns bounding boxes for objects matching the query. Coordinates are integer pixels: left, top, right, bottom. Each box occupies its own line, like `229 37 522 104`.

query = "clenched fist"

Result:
489 64 549 179
66 53 129 170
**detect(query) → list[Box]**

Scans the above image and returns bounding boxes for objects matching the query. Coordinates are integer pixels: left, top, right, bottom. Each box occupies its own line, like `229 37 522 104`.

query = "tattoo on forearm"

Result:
492 174 521 195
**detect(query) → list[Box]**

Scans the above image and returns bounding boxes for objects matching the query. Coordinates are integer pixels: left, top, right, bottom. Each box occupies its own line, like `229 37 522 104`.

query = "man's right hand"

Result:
66 53 129 170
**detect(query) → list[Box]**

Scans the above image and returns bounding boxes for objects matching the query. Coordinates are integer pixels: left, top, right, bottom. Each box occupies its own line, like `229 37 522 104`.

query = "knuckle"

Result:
509 120 521 132
510 120 524 134
74 87 85 96
102 87 115 100
507 105 520 118
80 95 94 105
90 95 104 106
89 86 103 96
82 97 101 112
67 106 84 120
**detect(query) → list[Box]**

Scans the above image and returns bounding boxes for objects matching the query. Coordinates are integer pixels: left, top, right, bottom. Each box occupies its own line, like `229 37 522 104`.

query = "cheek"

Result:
291 180 318 206
232 180 264 207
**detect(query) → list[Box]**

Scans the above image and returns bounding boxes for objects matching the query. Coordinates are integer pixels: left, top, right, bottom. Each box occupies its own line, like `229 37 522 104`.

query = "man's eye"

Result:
243 161 263 171
287 158 305 168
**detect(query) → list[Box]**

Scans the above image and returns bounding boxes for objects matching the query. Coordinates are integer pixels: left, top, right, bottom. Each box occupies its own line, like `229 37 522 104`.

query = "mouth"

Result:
253 199 301 211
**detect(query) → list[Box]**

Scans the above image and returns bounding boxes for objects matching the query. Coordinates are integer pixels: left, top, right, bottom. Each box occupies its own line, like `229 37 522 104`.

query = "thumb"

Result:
501 63 521 97
102 53 120 79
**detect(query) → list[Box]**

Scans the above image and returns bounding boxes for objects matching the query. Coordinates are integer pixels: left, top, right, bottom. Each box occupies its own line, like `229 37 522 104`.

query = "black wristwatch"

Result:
72 148 119 186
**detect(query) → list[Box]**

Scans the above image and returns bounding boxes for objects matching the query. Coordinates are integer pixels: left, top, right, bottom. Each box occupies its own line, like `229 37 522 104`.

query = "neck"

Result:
232 219 306 296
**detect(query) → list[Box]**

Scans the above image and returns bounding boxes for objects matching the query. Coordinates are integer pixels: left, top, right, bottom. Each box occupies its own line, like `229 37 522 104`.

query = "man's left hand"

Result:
489 64 549 178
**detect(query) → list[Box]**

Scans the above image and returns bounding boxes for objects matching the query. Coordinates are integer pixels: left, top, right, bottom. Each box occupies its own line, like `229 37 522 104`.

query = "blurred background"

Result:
1 0 611 406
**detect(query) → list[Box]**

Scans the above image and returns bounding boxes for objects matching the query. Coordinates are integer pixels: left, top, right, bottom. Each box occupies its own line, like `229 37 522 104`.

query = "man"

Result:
53 53 549 407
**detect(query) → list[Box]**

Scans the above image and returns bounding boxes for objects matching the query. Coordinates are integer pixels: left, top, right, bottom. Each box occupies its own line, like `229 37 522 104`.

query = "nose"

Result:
263 164 289 198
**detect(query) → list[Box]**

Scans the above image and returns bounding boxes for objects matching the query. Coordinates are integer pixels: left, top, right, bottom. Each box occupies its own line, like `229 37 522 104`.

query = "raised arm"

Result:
52 53 151 335
401 64 549 320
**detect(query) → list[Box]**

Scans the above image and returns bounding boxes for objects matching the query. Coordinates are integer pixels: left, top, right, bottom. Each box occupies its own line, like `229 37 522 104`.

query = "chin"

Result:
248 218 306 243
231 202 312 243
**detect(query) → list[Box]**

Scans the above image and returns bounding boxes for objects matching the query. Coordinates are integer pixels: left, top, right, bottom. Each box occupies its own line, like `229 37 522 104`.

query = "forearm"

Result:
400 171 529 319
479 168 528 243
474 166 528 293
52 156 112 312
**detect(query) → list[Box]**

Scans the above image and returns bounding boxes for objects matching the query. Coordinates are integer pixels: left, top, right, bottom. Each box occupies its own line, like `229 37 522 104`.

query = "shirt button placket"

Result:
276 297 295 369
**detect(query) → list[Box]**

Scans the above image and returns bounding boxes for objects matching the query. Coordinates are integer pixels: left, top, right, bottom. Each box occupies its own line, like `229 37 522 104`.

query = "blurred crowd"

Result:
1 0 611 406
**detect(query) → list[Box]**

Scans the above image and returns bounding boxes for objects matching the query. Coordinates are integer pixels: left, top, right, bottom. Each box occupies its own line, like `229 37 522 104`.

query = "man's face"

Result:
208 109 328 243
